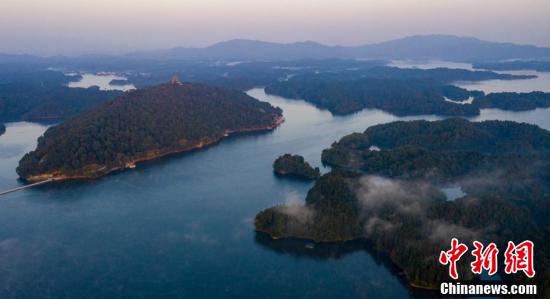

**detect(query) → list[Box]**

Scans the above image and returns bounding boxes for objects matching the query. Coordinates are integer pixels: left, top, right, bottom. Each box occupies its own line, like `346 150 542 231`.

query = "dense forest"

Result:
0 83 122 122
0 68 80 86
273 154 320 180
266 77 550 116
17 81 283 181
266 78 482 116
256 119 550 290
472 91 550 111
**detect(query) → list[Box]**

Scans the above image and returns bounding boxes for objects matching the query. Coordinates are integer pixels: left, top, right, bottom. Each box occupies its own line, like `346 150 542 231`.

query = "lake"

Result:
0 84 549 297
68 73 136 91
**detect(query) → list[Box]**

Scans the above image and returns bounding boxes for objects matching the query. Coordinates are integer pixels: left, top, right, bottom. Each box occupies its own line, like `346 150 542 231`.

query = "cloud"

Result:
275 190 314 225
356 175 434 217
355 175 478 243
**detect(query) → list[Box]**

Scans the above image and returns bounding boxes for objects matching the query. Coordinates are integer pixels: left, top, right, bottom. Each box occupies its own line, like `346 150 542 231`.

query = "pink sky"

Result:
1 0 549 55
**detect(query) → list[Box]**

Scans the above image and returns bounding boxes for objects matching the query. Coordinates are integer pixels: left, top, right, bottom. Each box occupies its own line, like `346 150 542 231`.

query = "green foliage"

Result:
273 154 320 180
473 91 550 111
17 82 282 179
256 119 550 289
266 78 481 116
0 83 121 122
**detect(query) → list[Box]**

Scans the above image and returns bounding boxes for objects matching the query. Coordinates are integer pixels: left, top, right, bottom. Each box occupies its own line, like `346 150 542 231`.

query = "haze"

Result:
1 0 549 56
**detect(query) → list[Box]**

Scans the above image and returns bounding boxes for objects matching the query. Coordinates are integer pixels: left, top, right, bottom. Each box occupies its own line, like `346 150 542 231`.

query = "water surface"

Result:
68 73 135 91
0 87 548 298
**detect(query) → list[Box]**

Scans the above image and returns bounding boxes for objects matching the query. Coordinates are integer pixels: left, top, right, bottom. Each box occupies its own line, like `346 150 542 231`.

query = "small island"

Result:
273 154 320 180
17 79 284 182
256 119 550 290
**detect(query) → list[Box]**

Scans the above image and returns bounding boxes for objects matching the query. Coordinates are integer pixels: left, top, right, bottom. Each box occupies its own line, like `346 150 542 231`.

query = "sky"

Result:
1 0 549 56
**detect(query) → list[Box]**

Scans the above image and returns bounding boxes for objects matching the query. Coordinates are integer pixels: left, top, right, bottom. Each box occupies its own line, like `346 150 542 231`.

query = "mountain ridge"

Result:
3 35 550 62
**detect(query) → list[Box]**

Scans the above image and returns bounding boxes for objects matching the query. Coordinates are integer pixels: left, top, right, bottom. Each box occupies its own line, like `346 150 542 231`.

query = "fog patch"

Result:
275 190 314 226
355 175 478 242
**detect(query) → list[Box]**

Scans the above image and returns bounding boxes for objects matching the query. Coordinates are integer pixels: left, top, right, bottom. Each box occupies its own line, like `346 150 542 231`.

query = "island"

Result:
0 123 5 136
273 154 320 180
17 79 284 182
266 78 550 116
472 91 550 111
256 119 549 290
266 78 482 116
474 60 550 72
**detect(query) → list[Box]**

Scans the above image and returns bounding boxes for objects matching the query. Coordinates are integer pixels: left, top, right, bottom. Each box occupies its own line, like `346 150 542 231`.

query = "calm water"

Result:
389 60 550 93
68 73 136 91
0 85 549 298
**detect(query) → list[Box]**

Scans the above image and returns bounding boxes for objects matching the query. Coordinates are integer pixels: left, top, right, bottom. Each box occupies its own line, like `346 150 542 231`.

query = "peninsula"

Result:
256 119 550 289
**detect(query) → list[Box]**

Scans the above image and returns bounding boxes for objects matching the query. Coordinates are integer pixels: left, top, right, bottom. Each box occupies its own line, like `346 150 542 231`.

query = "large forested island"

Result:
255 119 549 290
17 80 283 182
265 78 550 116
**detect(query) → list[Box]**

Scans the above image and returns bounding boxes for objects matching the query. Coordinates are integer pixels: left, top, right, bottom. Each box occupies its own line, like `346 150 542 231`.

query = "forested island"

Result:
273 154 320 180
256 119 549 290
474 60 550 72
266 78 481 116
17 80 283 182
0 83 122 122
266 78 550 116
472 91 550 111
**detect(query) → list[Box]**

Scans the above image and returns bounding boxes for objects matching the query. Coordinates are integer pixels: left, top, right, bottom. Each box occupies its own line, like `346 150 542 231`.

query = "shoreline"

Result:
254 229 442 291
23 115 285 183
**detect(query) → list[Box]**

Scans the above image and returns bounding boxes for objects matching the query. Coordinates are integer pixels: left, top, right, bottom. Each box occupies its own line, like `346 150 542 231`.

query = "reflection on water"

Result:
68 73 135 91
0 85 548 298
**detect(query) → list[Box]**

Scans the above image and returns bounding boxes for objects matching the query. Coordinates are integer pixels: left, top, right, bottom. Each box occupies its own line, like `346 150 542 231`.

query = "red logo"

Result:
471 241 499 276
504 241 535 278
439 238 468 279
439 239 535 279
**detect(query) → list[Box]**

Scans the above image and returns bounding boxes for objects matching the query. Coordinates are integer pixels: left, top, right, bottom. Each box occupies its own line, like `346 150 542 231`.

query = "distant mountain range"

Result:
2 35 550 63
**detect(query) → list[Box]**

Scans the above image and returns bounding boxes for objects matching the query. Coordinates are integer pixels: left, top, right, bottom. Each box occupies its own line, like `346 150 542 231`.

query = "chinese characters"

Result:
439 239 535 279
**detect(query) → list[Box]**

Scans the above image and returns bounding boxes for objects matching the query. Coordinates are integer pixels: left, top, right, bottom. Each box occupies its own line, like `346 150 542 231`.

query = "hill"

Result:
17 81 283 181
